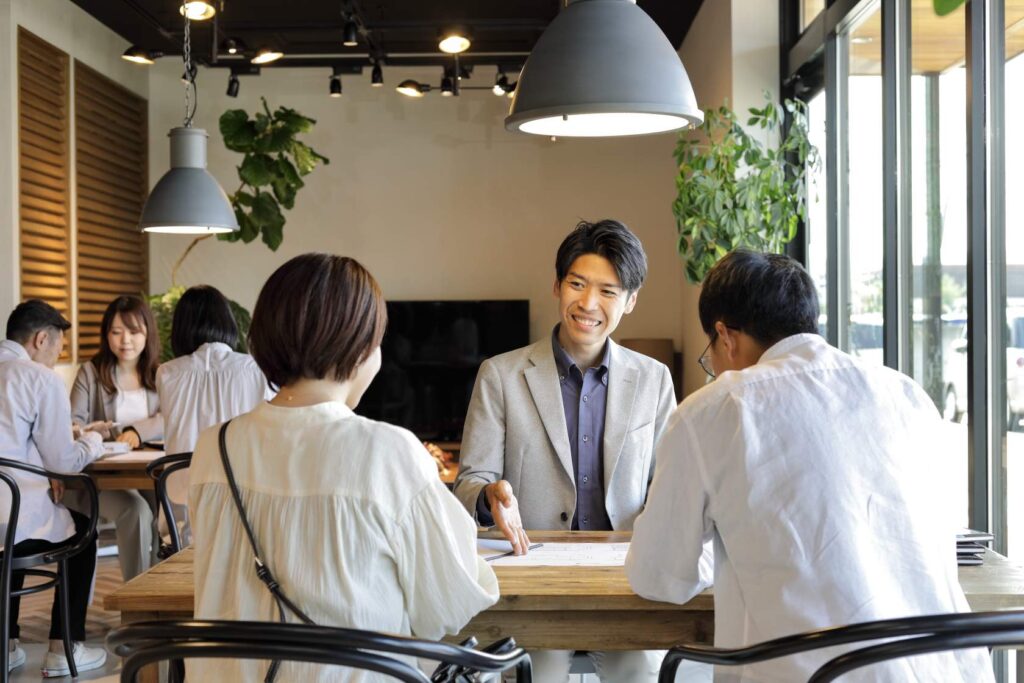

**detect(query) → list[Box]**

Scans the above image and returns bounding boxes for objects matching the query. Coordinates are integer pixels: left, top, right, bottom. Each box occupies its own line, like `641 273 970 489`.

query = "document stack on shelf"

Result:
957 529 994 566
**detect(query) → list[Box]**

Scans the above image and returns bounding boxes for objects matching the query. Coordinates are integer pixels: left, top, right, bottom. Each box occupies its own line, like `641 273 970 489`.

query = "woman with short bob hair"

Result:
188 253 499 682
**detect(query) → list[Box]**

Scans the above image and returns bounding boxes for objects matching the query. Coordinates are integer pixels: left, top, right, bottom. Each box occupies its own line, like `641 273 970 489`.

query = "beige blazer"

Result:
453 338 676 531
70 361 163 443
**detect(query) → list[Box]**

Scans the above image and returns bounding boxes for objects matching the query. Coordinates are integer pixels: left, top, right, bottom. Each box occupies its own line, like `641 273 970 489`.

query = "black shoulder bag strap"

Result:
217 420 315 683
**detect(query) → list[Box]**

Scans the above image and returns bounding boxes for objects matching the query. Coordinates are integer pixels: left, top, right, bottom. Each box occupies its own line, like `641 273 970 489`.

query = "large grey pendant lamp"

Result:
506 0 703 137
138 5 238 234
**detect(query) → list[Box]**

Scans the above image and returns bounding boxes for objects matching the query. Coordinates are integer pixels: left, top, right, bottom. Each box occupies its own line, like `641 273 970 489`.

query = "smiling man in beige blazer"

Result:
453 219 678 683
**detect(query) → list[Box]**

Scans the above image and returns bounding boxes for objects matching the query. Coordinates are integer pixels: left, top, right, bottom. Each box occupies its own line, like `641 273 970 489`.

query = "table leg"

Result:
118 611 163 683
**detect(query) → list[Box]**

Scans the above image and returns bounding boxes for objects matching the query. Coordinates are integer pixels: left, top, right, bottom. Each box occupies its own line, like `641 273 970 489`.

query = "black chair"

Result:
145 452 192 556
0 458 99 682
659 610 1024 683
107 619 533 682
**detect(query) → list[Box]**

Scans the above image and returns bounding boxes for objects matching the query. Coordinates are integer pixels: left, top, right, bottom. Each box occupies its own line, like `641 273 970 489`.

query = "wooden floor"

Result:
15 555 123 643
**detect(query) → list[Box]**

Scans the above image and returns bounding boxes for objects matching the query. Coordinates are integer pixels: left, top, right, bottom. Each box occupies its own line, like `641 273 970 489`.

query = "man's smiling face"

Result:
554 253 637 360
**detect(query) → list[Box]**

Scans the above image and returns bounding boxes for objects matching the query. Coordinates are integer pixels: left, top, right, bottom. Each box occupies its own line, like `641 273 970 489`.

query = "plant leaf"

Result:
220 110 256 152
933 0 965 16
239 154 276 187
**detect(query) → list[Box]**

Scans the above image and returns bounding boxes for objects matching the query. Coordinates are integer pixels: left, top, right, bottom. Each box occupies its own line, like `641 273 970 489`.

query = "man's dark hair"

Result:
6 299 71 343
699 250 819 347
171 285 239 358
249 252 387 390
555 219 648 292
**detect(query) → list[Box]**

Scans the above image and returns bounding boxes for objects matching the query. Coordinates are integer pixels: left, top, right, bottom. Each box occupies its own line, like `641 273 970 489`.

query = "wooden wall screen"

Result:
74 61 148 359
17 28 71 360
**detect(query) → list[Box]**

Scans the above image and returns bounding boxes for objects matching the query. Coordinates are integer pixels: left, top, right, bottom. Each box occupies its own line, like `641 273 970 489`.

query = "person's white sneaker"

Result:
7 639 26 672
41 642 107 678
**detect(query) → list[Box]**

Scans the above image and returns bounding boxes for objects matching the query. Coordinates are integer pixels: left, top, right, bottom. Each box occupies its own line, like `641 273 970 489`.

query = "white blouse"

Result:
627 334 993 683
114 387 149 427
188 400 499 682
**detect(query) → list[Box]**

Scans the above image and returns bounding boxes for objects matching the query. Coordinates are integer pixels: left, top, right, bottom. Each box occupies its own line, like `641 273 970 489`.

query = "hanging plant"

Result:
673 92 819 284
933 0 965 17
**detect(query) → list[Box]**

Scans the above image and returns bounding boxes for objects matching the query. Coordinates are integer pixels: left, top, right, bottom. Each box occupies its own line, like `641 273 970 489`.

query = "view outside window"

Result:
1002 6 1024 564
806 91 828 334
845 7 885 363
908 0 969 526
802 0 825 31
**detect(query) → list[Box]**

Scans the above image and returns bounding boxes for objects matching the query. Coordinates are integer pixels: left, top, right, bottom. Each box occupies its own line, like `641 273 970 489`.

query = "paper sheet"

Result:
485 542 630 567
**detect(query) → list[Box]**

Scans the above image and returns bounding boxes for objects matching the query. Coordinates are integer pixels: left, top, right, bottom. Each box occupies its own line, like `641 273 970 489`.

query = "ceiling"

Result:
71 0 705 75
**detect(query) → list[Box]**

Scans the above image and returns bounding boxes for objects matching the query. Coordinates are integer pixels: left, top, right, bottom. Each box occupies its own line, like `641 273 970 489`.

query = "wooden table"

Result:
83 450 166 491
104 531 1024 681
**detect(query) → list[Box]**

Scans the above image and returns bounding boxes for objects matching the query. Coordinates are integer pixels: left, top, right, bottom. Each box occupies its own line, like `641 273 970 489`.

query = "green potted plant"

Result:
149 99 329 360
673 92 819 283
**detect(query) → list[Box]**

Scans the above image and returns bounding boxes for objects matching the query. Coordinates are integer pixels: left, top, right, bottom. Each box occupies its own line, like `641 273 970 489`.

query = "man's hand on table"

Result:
485 480 531 555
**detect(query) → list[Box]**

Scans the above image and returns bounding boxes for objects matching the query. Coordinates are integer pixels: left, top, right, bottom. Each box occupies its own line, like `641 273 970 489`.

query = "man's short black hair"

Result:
6 299 71 343
555 219 648 292
171 285 239 358
699 250 819 347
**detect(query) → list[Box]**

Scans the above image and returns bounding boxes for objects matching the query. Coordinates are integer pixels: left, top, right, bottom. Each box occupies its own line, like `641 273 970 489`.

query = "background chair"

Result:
107 619 533 683
0 458 99 682
659 610 1024 683
145 452 192 556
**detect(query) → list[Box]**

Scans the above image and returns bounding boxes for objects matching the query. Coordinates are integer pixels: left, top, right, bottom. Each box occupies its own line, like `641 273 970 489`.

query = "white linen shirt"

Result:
188 400 500 682
0 340 103 544
626 333 993 683
157 341 272 456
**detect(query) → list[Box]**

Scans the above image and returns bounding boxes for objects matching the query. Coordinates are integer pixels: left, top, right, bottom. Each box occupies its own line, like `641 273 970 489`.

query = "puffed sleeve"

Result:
390 461 499 640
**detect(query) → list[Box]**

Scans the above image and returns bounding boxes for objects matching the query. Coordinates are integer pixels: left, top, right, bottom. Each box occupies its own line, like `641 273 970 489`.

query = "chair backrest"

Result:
107 619 533 683
0 457 99 565
146 452 192 554
659 609 1024 683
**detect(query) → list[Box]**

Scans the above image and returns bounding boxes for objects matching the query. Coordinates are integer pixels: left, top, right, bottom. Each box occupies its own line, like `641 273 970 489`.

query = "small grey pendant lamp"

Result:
506 0 703 137
139 4 238 234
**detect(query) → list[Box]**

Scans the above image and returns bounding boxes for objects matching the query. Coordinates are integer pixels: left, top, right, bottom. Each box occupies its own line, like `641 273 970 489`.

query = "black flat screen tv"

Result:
357 300 530 441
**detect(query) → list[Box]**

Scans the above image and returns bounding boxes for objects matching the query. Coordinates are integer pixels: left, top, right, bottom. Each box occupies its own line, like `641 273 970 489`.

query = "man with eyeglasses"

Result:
626 250 992 682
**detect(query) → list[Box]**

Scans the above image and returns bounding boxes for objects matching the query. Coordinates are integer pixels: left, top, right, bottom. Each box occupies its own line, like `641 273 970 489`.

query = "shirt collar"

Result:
551 325 611 383
0 339 31 362
757 333 825 364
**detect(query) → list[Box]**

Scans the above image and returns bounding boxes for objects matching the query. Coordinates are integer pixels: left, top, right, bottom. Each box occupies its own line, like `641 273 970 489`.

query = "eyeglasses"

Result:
697 335 717 379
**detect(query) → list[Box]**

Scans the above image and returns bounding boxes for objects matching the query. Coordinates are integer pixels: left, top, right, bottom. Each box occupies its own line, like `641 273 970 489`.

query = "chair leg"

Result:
57 560 78 678
1 560 12 683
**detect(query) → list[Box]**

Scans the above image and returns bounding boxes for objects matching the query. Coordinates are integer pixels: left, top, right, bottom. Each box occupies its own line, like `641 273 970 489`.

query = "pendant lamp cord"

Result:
182 1 197 127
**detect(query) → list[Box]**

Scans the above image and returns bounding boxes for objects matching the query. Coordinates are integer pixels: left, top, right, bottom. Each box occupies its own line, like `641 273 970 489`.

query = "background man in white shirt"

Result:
1 300 108 676
626 251 994 682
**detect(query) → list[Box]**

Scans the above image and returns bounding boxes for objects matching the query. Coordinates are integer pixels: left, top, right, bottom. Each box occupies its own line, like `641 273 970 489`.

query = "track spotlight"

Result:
396 79 428 97
330 75 343 97
507 82 517 98
220 38 245 55
342 20 359 47
438 27 471 54
179 1 216 20
493 72 509 96
121 46 160 65
441 75 454 97
252 48 283 65
371 62 383 87
226 74 240 97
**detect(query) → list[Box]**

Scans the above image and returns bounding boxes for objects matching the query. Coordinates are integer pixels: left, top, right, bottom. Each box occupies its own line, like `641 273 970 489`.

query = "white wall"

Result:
147 60 688 359
0 0 148 385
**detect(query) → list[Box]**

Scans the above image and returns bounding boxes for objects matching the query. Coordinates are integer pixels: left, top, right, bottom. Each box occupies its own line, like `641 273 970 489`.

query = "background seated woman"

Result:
188 252 499 682
68 295 161 580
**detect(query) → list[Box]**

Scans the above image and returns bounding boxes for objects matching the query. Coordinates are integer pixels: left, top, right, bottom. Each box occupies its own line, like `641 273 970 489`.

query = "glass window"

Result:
1003 3 1024 564
806 90 828 336
844 7 885 364
907 0 969 527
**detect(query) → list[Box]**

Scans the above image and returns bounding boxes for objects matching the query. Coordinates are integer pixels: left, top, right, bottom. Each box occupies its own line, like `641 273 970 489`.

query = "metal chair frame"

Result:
145 452 192 555
0 458 99 682
659 609 1024 683
107 619 533 683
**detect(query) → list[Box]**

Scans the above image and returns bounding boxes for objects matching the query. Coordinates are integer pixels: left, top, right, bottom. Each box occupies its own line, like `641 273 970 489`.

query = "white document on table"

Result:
485 542 630 567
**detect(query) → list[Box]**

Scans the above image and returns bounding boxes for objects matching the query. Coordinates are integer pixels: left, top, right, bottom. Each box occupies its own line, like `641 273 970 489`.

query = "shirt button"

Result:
559 375 565 382
582 396 589 403
582 475 589 484
582 515 590 525
582 435 589 443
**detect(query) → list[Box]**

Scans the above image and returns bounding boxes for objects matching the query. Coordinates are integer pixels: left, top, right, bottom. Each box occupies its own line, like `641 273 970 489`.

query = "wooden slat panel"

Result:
75 59 148 360
18 28 70 361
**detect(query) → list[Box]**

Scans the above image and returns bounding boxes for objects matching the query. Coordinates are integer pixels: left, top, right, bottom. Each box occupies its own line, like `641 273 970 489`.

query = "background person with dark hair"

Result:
187 253 498 682
0 300 108 676
68 295 162 581
627 250 992 682
453 220 681 683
